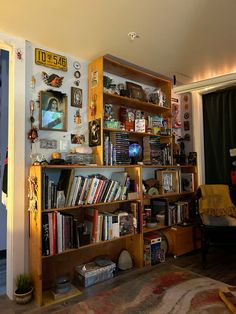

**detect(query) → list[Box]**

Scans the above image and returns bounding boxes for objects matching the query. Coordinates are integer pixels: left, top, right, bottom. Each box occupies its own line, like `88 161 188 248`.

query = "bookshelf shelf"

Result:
42 199 142 213
103 127 172 139
103 92 170 115
143 191 195 200
143 224 169 234
42 233 136 259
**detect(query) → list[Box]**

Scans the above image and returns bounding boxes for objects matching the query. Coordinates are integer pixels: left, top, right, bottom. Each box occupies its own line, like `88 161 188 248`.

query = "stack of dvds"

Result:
110 132 130 165
143 136 151 165
149 136 162 165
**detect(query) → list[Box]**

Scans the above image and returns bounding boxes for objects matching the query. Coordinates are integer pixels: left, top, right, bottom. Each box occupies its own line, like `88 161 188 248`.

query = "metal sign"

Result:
35 48 68 71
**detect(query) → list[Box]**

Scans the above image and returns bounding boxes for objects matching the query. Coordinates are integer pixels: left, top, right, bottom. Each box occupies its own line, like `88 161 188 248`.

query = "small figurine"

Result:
74 109 81 124
28 127 38 143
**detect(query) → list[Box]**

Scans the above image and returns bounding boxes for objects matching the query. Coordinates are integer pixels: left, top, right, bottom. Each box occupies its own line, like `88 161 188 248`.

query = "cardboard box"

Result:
75 261 116 287
144 234 162 265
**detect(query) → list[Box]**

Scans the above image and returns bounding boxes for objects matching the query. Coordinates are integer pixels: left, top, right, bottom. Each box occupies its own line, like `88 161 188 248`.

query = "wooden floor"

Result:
1 247 236 313
0 259 6 296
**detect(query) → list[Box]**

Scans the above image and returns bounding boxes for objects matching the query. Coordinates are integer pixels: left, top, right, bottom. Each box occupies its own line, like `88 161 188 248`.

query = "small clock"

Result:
147 187 159 196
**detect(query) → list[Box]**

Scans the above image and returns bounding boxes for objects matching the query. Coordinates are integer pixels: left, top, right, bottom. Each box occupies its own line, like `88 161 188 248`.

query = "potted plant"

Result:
14 273 33 304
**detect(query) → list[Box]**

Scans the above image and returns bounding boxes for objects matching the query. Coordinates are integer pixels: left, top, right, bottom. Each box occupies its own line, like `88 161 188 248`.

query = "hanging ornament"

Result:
29 100 35 124
74 80 80 86
74 109 81 125
90 94 97 118
42 71 64 88
28 126 38 143
31 75 36 89
28 100 38 143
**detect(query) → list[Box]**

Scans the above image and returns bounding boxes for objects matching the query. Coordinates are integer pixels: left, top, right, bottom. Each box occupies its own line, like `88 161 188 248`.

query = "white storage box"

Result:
75 261 116 287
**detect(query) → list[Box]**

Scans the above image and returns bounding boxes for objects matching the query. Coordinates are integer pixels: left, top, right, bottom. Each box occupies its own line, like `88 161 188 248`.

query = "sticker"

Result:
74 70 81 79
71 134 85 144
91 71 98 88
184 112 190 119
42 71 64 88
73 61 81 70
183 95 189 102
40 139 57 149
184 121 190 131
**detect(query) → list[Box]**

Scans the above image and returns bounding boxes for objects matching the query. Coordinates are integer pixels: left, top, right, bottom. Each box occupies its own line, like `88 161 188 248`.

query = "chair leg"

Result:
201 228 208 269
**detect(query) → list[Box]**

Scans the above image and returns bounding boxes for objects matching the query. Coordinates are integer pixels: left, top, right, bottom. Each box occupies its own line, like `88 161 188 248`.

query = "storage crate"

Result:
75 261 116 287
155 170 179 194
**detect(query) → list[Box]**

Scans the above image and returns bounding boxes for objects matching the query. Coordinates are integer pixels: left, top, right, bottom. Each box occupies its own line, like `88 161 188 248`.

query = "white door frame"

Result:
0 37 27 300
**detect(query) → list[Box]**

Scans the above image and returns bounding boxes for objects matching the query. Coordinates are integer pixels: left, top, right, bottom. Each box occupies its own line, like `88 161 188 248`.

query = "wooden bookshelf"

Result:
29 56 198 305
29 164 143 305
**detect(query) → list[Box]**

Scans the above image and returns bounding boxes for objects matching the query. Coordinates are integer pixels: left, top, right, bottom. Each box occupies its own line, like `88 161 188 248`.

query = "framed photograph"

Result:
71 87 82 108
156 170 179 194
126 81 146 102
89 118 101 147
39 90 67 131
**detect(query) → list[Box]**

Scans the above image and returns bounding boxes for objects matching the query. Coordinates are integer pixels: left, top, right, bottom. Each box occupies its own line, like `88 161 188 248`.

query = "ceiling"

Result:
1 0 236 85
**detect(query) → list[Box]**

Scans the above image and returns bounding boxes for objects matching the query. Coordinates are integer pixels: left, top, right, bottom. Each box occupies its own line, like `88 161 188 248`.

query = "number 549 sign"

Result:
35 48 68 71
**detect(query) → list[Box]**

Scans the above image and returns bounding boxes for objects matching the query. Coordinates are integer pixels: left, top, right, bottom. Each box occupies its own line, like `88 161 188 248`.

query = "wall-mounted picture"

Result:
71 87 82 108
42 72 64 87
39 90 67 131
89 118 101 146
71 133 85 144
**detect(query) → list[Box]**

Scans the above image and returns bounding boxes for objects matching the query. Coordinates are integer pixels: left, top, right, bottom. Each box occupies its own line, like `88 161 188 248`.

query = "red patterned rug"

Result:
55 265 231 314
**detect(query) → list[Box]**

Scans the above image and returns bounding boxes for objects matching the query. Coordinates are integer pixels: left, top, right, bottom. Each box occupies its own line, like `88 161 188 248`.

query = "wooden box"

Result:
168 225 201 257
156 170 179 195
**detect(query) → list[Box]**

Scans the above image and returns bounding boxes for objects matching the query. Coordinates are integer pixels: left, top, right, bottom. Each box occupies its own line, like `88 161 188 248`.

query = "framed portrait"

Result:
39 90 67 131
71 87 82 108
89 118 101 147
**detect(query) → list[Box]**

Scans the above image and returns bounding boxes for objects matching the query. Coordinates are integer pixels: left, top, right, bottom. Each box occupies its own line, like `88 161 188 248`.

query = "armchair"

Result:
196 184 236 268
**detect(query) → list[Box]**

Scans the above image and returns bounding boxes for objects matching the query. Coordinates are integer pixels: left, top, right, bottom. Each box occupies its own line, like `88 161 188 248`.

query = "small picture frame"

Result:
39 90 67 131
71 87 82 108
89 118 101 147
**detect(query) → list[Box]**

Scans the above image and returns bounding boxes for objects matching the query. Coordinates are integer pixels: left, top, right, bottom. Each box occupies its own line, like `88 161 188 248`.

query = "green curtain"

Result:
202 87 236 184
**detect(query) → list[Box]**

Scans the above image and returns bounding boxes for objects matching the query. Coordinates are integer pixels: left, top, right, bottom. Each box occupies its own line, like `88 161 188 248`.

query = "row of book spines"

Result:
67 175 130 207
165 201 191 226
42 208 140 257
42 212 76 257
90 205 140 243
103 134 130 166
43 175 130 210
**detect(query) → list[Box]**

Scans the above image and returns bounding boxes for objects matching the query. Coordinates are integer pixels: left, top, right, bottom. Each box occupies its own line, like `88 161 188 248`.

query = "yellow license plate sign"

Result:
35 48 68 71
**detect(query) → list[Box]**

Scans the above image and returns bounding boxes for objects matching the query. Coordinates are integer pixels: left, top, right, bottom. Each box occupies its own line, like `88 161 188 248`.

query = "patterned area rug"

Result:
55 265 231 314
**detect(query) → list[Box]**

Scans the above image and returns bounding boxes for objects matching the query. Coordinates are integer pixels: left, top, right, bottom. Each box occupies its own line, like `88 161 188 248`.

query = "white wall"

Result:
29 42 88 162
0 31 89 299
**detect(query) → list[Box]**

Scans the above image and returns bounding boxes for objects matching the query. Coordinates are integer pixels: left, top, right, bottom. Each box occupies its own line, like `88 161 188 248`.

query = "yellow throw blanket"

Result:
199 184 236 217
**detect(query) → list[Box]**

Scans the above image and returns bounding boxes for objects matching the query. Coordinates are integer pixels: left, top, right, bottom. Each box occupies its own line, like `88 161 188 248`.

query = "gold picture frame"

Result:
39 90 67 131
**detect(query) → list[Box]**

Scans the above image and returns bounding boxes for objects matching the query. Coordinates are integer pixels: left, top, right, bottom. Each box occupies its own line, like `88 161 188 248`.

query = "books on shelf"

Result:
42 213 50 256
42 169 133 209
84 208 98 243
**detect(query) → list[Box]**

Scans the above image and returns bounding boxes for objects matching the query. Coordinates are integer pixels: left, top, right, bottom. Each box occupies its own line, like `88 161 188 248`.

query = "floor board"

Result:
1 247 236 313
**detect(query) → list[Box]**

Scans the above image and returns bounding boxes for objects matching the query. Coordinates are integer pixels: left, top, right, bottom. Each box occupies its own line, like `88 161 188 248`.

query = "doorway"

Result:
0 49 9 295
